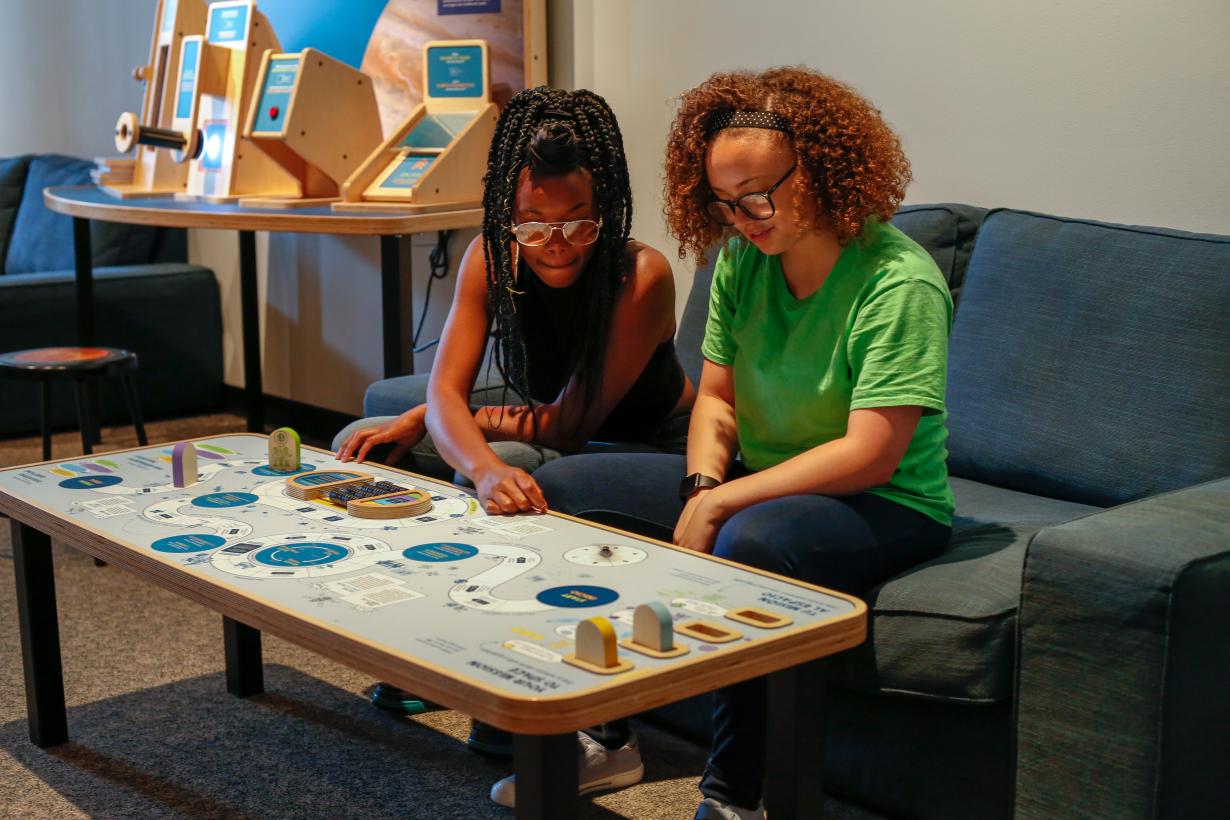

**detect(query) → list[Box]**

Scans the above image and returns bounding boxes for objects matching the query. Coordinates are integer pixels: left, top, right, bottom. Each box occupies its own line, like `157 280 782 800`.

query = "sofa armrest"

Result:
1016 477 1230 819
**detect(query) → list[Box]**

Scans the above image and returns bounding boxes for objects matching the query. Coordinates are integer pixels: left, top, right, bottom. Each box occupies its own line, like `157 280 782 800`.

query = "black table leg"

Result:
73 217 102 445
11 520 68 747
380 234 413 379
40 380 52 461
73 218 95 347
765 659 827 819
72 378 94 456
238 230 263 432
121 371 148 445
223 616 263 697
514 732 578 819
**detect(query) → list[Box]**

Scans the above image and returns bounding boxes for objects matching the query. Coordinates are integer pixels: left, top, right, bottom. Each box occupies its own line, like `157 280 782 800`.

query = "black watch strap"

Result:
679 472 722 502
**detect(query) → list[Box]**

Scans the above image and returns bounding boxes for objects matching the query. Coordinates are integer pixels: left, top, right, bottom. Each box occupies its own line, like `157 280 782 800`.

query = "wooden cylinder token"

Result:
564 617 635 675
621 601 690 659
171 441 197 488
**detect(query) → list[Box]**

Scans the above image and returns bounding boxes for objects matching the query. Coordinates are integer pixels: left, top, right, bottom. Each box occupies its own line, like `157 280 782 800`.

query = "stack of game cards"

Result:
285 470 372 501
340 483 434 519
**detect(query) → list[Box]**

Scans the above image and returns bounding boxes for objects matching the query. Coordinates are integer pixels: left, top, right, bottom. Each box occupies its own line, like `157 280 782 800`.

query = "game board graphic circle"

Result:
536 585 619 608
253 542 351 567
403 542 479 562
191 491 259 508
59 474 123 490
151 533 226 554
252 463 316 477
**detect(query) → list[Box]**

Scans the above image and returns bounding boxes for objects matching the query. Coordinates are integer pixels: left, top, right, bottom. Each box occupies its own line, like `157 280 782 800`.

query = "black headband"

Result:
706 109 792 136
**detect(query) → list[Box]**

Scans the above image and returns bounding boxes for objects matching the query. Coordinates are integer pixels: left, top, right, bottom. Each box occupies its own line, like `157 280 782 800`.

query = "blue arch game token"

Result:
536 585 620 608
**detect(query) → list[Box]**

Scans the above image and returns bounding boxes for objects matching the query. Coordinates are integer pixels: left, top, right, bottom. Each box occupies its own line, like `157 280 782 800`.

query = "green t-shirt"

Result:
700 219 955 527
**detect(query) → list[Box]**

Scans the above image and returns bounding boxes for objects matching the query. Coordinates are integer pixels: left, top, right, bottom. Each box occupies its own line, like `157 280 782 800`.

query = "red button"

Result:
269 106 279 119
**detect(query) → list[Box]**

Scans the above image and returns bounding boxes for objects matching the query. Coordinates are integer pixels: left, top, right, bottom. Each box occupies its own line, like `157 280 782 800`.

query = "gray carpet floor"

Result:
0 414 884 819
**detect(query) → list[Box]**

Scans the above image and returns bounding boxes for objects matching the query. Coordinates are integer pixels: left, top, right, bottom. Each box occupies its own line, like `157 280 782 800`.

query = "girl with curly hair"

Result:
535 67 956 819
333 87 694 805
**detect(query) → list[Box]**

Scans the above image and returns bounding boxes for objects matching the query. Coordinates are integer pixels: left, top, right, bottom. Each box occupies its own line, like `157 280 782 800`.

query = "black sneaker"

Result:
370 683 437 715
467 720 514 757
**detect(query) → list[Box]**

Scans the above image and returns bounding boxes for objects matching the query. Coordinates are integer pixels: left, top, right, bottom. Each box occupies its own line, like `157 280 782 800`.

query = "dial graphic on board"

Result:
564 543 648 567
211 532 393 579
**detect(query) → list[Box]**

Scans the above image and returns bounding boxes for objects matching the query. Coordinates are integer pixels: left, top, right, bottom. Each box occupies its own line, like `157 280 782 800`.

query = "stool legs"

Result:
72 379 93 456
120 372 147 446
40 380 52 462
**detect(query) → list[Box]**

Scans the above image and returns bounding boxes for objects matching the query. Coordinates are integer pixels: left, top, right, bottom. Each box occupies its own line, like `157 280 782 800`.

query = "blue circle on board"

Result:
151 533 226 554
403 542 479 562
59 474 123 490
536 585 620 608
252 463 316 477
191 492 259 508
253 542 351 567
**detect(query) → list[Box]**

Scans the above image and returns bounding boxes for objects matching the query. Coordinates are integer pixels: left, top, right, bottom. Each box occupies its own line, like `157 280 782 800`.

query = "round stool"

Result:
0 347 148 461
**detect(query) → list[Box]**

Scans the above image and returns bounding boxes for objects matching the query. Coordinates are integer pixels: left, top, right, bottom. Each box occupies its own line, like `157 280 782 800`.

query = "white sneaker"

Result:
693 796 767 820
489 732 644 808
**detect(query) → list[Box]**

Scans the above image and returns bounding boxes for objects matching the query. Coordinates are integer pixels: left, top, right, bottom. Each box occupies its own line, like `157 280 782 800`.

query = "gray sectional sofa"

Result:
0 154 223 437
353 203 1230 819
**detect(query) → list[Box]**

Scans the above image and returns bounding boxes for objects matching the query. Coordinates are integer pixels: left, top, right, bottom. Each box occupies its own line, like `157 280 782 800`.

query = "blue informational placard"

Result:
175 39 200 120
438 0 501 15
381 155 437 189
252 57 300 134
208 3 249 44
426 45 485 98
161 0 179 34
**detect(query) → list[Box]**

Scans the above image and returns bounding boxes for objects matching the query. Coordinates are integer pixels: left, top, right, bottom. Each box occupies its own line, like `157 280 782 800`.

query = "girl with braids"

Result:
333 86 691 806
533 68 955 820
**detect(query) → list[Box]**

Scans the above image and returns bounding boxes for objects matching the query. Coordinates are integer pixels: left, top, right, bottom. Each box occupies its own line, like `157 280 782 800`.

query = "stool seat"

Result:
0 346 146 461
0 347 138 377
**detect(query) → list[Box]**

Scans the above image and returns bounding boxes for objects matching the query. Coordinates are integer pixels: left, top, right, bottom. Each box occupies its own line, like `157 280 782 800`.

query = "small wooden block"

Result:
269 427 301 473
171 442 197 488
621 602 689 658
347 488 433 519
675 619 743 644
563 617 635 675
725 606 794 629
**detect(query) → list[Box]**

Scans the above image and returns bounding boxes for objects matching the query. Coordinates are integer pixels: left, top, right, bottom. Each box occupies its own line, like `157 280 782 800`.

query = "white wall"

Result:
559 0 1230 315
0 0 147 157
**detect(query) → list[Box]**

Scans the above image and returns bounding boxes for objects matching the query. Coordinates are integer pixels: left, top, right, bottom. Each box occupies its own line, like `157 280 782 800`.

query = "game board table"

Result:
44 185 483 432
2 435 866 819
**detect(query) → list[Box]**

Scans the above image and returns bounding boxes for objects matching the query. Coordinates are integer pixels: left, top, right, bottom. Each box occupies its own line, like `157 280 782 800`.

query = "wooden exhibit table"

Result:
2 435 867 819
44 185 483 432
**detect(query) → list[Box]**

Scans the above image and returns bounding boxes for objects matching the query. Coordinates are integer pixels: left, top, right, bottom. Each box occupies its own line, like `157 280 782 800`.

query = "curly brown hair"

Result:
663 67 912 262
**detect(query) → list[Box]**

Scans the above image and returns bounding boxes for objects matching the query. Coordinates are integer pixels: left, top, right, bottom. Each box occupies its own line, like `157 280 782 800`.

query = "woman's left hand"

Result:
674 488 730 554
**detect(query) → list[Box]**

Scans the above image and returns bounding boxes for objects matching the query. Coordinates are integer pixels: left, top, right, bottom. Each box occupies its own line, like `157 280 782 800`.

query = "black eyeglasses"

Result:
509 219 603 246
705 163 797 225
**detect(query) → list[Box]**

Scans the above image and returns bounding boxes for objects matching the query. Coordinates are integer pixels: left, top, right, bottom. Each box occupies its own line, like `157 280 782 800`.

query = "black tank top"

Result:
513 260 685 443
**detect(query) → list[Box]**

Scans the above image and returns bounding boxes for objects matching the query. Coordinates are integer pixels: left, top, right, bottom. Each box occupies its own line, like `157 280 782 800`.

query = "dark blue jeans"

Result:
533 452 952 809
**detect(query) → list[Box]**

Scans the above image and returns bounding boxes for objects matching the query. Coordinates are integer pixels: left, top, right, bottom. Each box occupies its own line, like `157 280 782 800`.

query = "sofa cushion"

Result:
890 203 987 304
0 155 32 272
826 477 1101 703
946 209 1230 507
5 154 162 274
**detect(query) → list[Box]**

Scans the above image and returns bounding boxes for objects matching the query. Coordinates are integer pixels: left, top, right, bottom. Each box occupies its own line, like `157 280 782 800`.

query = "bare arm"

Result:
676 404 923 552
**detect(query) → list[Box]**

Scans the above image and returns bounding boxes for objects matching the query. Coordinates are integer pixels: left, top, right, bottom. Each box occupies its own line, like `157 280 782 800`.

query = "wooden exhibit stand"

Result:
335 40 498 213
43 185 480 433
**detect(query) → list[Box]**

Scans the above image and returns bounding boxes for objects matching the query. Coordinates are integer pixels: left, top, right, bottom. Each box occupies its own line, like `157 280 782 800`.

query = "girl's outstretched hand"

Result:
336 405 428 466
475 463 549 515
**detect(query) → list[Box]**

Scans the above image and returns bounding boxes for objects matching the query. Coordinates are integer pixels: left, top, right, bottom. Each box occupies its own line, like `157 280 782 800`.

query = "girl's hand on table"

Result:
336 404 428 466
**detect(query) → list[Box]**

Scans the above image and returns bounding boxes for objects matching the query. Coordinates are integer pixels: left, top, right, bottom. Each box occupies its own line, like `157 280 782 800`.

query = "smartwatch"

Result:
679 472 722 502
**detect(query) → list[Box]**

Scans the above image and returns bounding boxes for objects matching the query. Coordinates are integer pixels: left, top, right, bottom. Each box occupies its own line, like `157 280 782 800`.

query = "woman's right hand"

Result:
474 463 549 515
336 405 428 466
